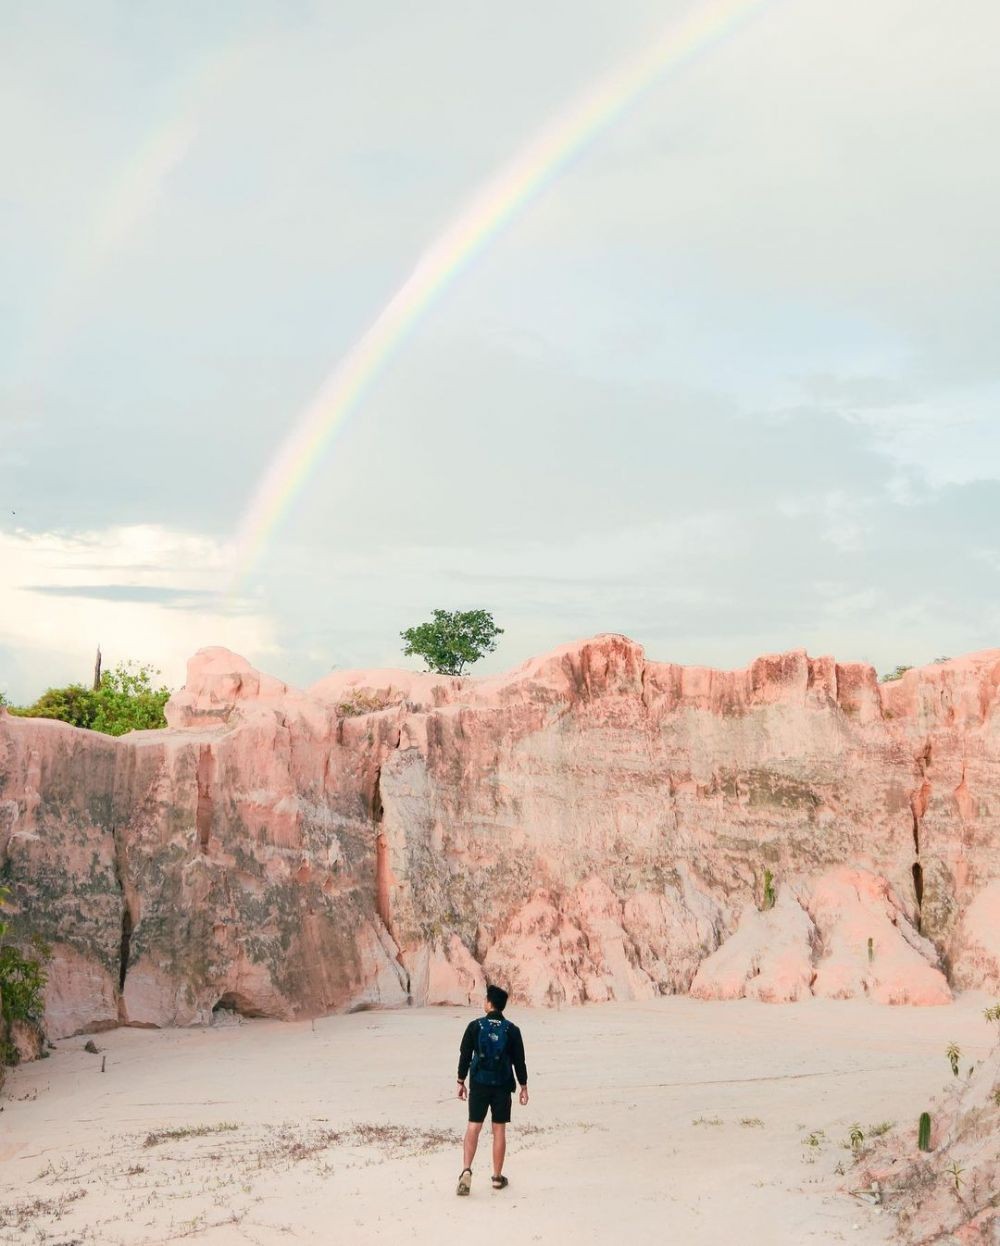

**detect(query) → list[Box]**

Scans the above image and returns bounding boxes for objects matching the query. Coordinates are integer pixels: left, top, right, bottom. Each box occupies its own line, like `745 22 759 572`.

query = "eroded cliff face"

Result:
1 636 998 1039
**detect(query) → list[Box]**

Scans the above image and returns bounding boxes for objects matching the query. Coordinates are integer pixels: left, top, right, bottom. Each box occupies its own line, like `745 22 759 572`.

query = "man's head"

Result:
484 984 508 1014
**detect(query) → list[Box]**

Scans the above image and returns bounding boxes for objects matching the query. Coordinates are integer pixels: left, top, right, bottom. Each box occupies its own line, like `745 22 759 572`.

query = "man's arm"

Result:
457 1020 477 1093
510 1025 528 1088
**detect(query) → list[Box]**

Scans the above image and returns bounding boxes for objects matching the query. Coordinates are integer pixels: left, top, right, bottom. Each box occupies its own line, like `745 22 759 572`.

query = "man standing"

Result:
456 984 528 1195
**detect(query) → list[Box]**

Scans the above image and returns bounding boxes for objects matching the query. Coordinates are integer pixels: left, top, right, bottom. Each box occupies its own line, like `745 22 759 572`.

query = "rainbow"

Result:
229 0 769 587
19 41 253 383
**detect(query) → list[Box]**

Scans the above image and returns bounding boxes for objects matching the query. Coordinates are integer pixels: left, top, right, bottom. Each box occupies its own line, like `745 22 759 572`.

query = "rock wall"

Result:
1 636 998 1039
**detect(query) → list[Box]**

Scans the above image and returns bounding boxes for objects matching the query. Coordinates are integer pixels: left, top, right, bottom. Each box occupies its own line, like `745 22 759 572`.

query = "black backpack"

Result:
471 1016 511 1086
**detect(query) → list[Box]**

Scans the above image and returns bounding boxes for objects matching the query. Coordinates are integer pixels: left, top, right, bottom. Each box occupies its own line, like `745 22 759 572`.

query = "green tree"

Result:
91 662 170 736
400 609 503 676
7 661 170 736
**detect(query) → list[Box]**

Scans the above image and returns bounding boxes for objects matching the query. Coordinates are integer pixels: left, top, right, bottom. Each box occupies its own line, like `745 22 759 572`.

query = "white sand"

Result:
1 995 993 1245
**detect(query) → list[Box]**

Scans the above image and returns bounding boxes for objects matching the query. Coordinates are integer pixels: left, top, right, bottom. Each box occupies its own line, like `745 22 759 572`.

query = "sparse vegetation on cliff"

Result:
879 664 913 683
337 689 397 717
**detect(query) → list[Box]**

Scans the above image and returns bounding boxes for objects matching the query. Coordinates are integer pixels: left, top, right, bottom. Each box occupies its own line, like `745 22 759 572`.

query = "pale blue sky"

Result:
2 0 999 700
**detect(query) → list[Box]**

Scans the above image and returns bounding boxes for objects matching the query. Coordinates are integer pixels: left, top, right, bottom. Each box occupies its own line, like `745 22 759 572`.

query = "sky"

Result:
2 0 1000 701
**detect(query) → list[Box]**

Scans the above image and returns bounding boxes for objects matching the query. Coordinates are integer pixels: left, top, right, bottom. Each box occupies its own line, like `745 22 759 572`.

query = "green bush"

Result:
7 661 170 736
9 683 98 728
90 662 170 735
0 888 50 1065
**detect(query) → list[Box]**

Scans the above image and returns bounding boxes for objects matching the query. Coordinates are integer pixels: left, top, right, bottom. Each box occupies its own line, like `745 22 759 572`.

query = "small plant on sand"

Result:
946 1042 961 1077
945 1161 964 1192
740 1117 764 1128
983 1002 1000 1026
691 1115 723 1126
804 1130 825 1147
867 1120 893 1138
867 937 874 964
0 1189 87 1229
849 1123 865 1153
762 868 776 911
918 1112 932 1152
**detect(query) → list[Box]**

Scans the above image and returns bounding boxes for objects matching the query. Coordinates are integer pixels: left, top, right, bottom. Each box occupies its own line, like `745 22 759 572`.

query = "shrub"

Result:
337 690 396 717
0 888 51 1067
7 661 169 736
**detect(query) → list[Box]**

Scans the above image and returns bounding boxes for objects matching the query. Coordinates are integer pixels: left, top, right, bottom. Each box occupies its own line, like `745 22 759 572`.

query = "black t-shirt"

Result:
457 1014 528 1090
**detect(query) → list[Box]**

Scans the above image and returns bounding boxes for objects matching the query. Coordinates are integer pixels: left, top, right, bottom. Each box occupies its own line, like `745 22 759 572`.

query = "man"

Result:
455 983 528 1196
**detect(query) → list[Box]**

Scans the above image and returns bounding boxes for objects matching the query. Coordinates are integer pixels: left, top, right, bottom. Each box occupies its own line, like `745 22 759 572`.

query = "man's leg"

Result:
491 1123 506 1178
463 1121 483 1170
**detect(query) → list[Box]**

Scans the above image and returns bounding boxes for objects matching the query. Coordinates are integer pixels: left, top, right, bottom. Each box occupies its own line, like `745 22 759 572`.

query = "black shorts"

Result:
468 1081 512 1124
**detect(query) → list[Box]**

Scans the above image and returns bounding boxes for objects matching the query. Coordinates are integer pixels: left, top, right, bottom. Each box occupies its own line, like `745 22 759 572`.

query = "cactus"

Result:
918 1112 931 1151
762 869 776 911
867 937 874 964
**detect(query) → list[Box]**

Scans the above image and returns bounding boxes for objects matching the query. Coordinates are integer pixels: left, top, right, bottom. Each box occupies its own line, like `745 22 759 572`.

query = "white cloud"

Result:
0 525 279 702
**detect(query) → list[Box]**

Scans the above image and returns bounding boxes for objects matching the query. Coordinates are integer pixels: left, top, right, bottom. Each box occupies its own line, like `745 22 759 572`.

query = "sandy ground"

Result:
0 994 993 1245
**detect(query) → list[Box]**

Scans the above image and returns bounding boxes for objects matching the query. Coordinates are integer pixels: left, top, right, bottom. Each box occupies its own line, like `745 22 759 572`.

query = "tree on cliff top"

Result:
400 609 503 676
8 661 170 736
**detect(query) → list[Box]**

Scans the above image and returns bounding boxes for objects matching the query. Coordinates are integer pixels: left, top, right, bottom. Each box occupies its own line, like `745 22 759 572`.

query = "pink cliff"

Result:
1 635 999 1039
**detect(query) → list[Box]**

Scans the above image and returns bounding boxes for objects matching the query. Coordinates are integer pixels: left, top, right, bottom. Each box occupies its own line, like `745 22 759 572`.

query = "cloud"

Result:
26 584 216 606
0 525 278 702
2 2 998 694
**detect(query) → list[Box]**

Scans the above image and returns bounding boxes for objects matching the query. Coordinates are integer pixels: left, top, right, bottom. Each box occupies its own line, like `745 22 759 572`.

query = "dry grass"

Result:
0 1188 87 1230
337 690 399 717
0 1119 488 1244
143 1122 239 1148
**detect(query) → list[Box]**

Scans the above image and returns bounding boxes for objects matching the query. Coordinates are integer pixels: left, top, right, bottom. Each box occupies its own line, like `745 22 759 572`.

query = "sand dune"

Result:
1 996 994 1245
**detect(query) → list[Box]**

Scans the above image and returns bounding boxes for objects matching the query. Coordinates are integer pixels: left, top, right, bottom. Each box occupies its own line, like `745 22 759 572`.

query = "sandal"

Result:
457 1168 472 1196
491 1175 509 1190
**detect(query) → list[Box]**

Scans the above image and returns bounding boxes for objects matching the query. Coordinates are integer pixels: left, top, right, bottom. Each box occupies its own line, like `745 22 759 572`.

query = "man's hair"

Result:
486 984 509 1012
